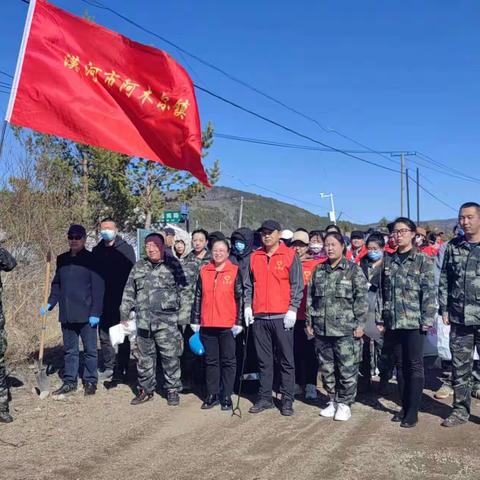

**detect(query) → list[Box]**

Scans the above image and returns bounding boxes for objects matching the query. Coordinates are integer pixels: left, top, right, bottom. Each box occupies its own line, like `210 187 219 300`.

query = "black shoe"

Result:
249 400 275 414
221 396 233 411
167 389 180 406
201 394 219 410
441 415 468 427
84 382 97 396
400 420 418 428
0 411 13 423
391 410 404 423
281 398 294 416
131 389 154 405
52 383 77 396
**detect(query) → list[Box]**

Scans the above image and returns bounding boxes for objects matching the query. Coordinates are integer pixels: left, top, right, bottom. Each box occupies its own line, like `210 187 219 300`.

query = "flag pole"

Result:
1 0 36 160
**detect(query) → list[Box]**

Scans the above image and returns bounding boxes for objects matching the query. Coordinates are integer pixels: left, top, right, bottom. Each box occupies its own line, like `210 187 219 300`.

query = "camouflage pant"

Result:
136 323 183 393
450 323 480 420
315 335 361 405
0 327 8 412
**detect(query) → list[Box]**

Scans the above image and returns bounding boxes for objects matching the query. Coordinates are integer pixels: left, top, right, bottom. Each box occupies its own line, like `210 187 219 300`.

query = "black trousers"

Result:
294 320 318 386
99 325 130 374
383 328 425 424
253 317 295 402
200 327 236 398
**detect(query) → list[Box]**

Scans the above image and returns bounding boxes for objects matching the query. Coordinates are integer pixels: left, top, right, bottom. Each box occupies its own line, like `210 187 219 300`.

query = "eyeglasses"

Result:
392 228 412 236
68 235 83 240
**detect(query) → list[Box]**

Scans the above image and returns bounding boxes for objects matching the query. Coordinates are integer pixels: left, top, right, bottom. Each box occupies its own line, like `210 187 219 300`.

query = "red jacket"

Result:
353 245 369 264
247 242 303 316
192 259 242 328
298 258 325 320
420 245 438 257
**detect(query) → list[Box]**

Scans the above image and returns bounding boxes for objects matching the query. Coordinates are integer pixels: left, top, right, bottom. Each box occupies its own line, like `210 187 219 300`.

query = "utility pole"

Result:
238 196 244 228
320 193 336 225
416 167 420 223
406 168 411 218
391 151 416 216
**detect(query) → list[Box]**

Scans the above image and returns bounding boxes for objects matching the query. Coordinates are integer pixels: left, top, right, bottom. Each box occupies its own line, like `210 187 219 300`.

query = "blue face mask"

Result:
234 240 246 253
100 229 116 242
368 250 383 262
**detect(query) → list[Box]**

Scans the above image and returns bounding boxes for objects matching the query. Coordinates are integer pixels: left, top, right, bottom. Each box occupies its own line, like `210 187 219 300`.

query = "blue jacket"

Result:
48 249 104 324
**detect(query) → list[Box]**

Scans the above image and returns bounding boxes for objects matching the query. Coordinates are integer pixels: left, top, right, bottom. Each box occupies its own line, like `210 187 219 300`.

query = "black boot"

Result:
131 389 154 405
221 396 233 411
201 394 220 410
0 410 13 423
249 399 274 414
281 398 294 416
167 389 180 406
84 382 97 396
52 383 77 396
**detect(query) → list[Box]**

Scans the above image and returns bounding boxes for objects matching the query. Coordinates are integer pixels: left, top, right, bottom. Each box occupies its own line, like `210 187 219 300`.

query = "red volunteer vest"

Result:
250 243 295 315
200 259 239 328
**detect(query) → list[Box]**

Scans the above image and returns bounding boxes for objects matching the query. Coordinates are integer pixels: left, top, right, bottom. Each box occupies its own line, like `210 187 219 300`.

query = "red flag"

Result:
6 0 209 186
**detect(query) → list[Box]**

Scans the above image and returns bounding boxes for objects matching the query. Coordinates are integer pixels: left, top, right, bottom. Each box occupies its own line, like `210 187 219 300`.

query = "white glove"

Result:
283 309 297 329
231 325 243 337
190 324 200 333
244 307 254 327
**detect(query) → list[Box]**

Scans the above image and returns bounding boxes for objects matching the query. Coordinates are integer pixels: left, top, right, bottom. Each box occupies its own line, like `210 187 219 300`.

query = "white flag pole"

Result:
1 0 37 158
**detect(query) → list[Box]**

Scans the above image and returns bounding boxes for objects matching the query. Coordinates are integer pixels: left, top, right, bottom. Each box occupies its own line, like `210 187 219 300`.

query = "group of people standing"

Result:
1 202 479 430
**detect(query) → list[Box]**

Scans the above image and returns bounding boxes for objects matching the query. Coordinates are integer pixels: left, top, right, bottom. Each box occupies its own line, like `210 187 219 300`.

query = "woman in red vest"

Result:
191 239 243 410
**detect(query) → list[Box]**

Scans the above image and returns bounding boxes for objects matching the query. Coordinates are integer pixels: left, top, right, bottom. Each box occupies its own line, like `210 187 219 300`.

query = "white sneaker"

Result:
305 384 318 400
334 403 351 421
320 401 336 418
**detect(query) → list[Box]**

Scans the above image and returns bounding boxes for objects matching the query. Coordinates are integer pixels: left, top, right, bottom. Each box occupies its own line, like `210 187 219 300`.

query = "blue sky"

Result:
1 0 479 225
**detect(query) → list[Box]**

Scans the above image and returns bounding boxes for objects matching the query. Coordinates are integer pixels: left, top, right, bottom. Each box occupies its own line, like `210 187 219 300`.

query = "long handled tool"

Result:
35 251 51 398
232 326 250 418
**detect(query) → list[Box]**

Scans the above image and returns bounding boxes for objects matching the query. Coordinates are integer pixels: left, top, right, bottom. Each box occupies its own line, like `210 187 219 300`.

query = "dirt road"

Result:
1 368 479 480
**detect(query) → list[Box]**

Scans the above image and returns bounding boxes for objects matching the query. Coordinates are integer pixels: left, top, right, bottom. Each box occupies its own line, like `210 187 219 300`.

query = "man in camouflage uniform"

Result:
439 202 480 427
177 229 210 388
306 255 368 419
120 233 186 406
0 246 17 423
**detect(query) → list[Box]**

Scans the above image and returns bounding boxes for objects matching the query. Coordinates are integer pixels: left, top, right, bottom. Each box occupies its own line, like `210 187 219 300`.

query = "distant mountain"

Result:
166 186 360 234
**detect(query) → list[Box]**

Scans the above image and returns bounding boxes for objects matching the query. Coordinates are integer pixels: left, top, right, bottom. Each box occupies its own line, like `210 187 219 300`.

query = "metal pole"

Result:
400 153 405 216
406 168 411 218
416 167 420 223
330 194 337 225
238 196 244 228
0 121 7 160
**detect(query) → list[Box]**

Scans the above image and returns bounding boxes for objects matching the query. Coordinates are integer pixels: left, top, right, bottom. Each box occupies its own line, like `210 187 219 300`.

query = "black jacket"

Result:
229 227 254 280
92 236 136 325
48 249 105 324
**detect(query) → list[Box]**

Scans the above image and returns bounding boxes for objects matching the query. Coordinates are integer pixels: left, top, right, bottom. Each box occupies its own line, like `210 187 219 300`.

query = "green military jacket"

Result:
177 250 211 325
438 237 480 326
120 255 187 330
306 257 368 337
380 248 436 330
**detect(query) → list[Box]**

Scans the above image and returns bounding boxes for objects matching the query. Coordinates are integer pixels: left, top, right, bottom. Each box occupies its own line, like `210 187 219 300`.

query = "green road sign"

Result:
163 211 182 223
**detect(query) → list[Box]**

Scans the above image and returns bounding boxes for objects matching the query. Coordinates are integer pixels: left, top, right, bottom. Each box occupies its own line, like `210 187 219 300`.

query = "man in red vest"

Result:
244 220 304 416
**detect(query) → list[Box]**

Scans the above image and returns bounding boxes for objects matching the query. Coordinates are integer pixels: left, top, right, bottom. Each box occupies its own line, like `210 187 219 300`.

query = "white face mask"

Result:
309 243 323 254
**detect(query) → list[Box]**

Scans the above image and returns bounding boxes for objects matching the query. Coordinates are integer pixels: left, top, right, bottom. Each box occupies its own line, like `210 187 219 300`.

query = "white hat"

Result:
281 229 294 240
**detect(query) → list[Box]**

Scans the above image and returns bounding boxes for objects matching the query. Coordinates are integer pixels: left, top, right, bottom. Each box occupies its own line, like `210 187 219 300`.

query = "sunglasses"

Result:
68 235 83 240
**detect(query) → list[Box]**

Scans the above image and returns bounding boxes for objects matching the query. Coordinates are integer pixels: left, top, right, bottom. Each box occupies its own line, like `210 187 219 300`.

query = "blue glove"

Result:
89 316 100 327
40 303 51 316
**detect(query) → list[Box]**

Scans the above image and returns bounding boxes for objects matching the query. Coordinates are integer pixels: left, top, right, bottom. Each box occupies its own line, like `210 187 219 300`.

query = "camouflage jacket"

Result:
0 248 17 329
306 257 368 337
438 236 480 326
177 250 211 325
120 256 187 330
381 249 436 330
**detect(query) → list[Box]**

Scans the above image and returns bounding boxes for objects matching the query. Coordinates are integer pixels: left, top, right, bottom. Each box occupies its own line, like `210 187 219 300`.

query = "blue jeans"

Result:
61 322 98 384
